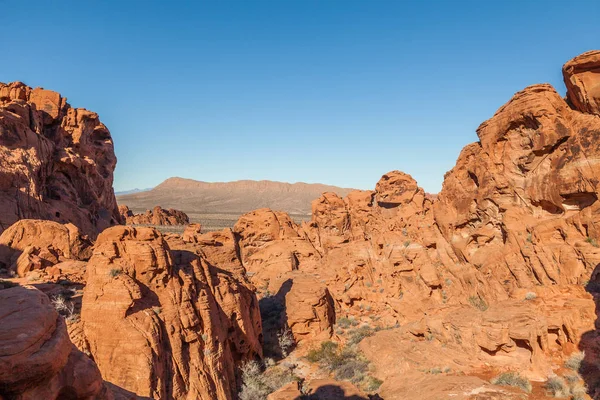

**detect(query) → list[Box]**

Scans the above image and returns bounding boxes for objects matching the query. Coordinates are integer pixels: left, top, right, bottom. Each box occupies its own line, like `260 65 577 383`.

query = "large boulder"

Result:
0 285 109 399
0 82 120 238
0 219 91 276
563 50 600 115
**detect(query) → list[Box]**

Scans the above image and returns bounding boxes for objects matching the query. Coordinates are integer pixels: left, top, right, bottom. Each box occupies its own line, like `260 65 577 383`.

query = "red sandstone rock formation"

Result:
0 219 91 277
0 285 109 400
80 226 262 399
119 205 189 225
5 51 600 400
0 82 120 238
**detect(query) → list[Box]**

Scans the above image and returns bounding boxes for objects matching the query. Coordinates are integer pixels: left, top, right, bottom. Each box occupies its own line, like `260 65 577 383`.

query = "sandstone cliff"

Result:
0 82 120 238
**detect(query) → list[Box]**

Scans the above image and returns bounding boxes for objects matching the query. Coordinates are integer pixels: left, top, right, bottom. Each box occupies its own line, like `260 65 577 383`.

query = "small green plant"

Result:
365 281 372 287
336 317 353 329
363 376 383 392
565 351 585 371
109 268 122 277
586 237 599 247
525 292 537 300
468 295 488 311
403 240 411 248
491 372 532 393
428 367 442 374
348 325 375 345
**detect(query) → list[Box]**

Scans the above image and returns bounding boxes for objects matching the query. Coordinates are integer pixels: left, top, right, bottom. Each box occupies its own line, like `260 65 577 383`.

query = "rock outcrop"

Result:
81 226 262 399
119 205 189 225
563 50 600 115
0 219 92 277
0 285 109 400
0 82 120 238
5 51 600 400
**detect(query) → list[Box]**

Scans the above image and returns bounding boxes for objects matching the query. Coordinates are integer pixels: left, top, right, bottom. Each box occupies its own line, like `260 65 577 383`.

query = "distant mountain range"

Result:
116 177 356 216
115 188 152 196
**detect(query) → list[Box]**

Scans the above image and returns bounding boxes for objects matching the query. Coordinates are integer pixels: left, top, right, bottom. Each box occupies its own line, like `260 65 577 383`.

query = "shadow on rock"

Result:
294 384 383 400
260 278 293 359
579 265 600 399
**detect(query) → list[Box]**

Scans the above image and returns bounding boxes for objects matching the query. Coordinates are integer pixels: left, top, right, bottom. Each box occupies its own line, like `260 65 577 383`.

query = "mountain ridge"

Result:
117 176 357 216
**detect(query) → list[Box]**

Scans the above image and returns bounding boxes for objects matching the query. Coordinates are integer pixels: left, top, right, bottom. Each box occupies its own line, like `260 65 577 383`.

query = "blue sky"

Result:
1 0 598 193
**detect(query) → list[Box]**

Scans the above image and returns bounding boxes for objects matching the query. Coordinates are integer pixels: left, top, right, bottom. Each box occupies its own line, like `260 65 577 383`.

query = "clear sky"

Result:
1 0 599 193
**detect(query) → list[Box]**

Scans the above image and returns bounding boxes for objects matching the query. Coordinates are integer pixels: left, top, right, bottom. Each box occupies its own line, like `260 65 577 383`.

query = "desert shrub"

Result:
277 326 295 357
491 372 532 393
468 295 488 311
363 376 383 392
586 237 599 247
337 317 356 329
348 326 375 345
306 341 339 364
544 375 568 397
239 361 269 400
525 292 537 300
51 294 74 315
570 382 588 400
565 352 585 371
109 268 122 277
238 360 297 400
564 374 580 384
305 341 382 392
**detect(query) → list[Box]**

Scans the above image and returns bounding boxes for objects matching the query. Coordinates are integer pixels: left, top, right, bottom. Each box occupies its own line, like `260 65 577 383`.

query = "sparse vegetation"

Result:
491 372 532 393
238 360 298 400
363 376 383 392
543 373 588 399
347 325 375 345
277 326 295 357
336 316 359 329
109 268 122 277
586 236 599 247
468 295 488 311
51 294 78 322
305 340 381 393
544 375 569 397
525 292 537 300
565 351 585 372
152 306 162 315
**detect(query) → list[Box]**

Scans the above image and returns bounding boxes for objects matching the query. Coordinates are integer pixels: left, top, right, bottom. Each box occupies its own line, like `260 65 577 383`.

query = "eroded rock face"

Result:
81 226 262 400
204 51 600 393
0 285 109 400
119 205 189 225
0 219 92 276
0 82 120 238
563 50 600 115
